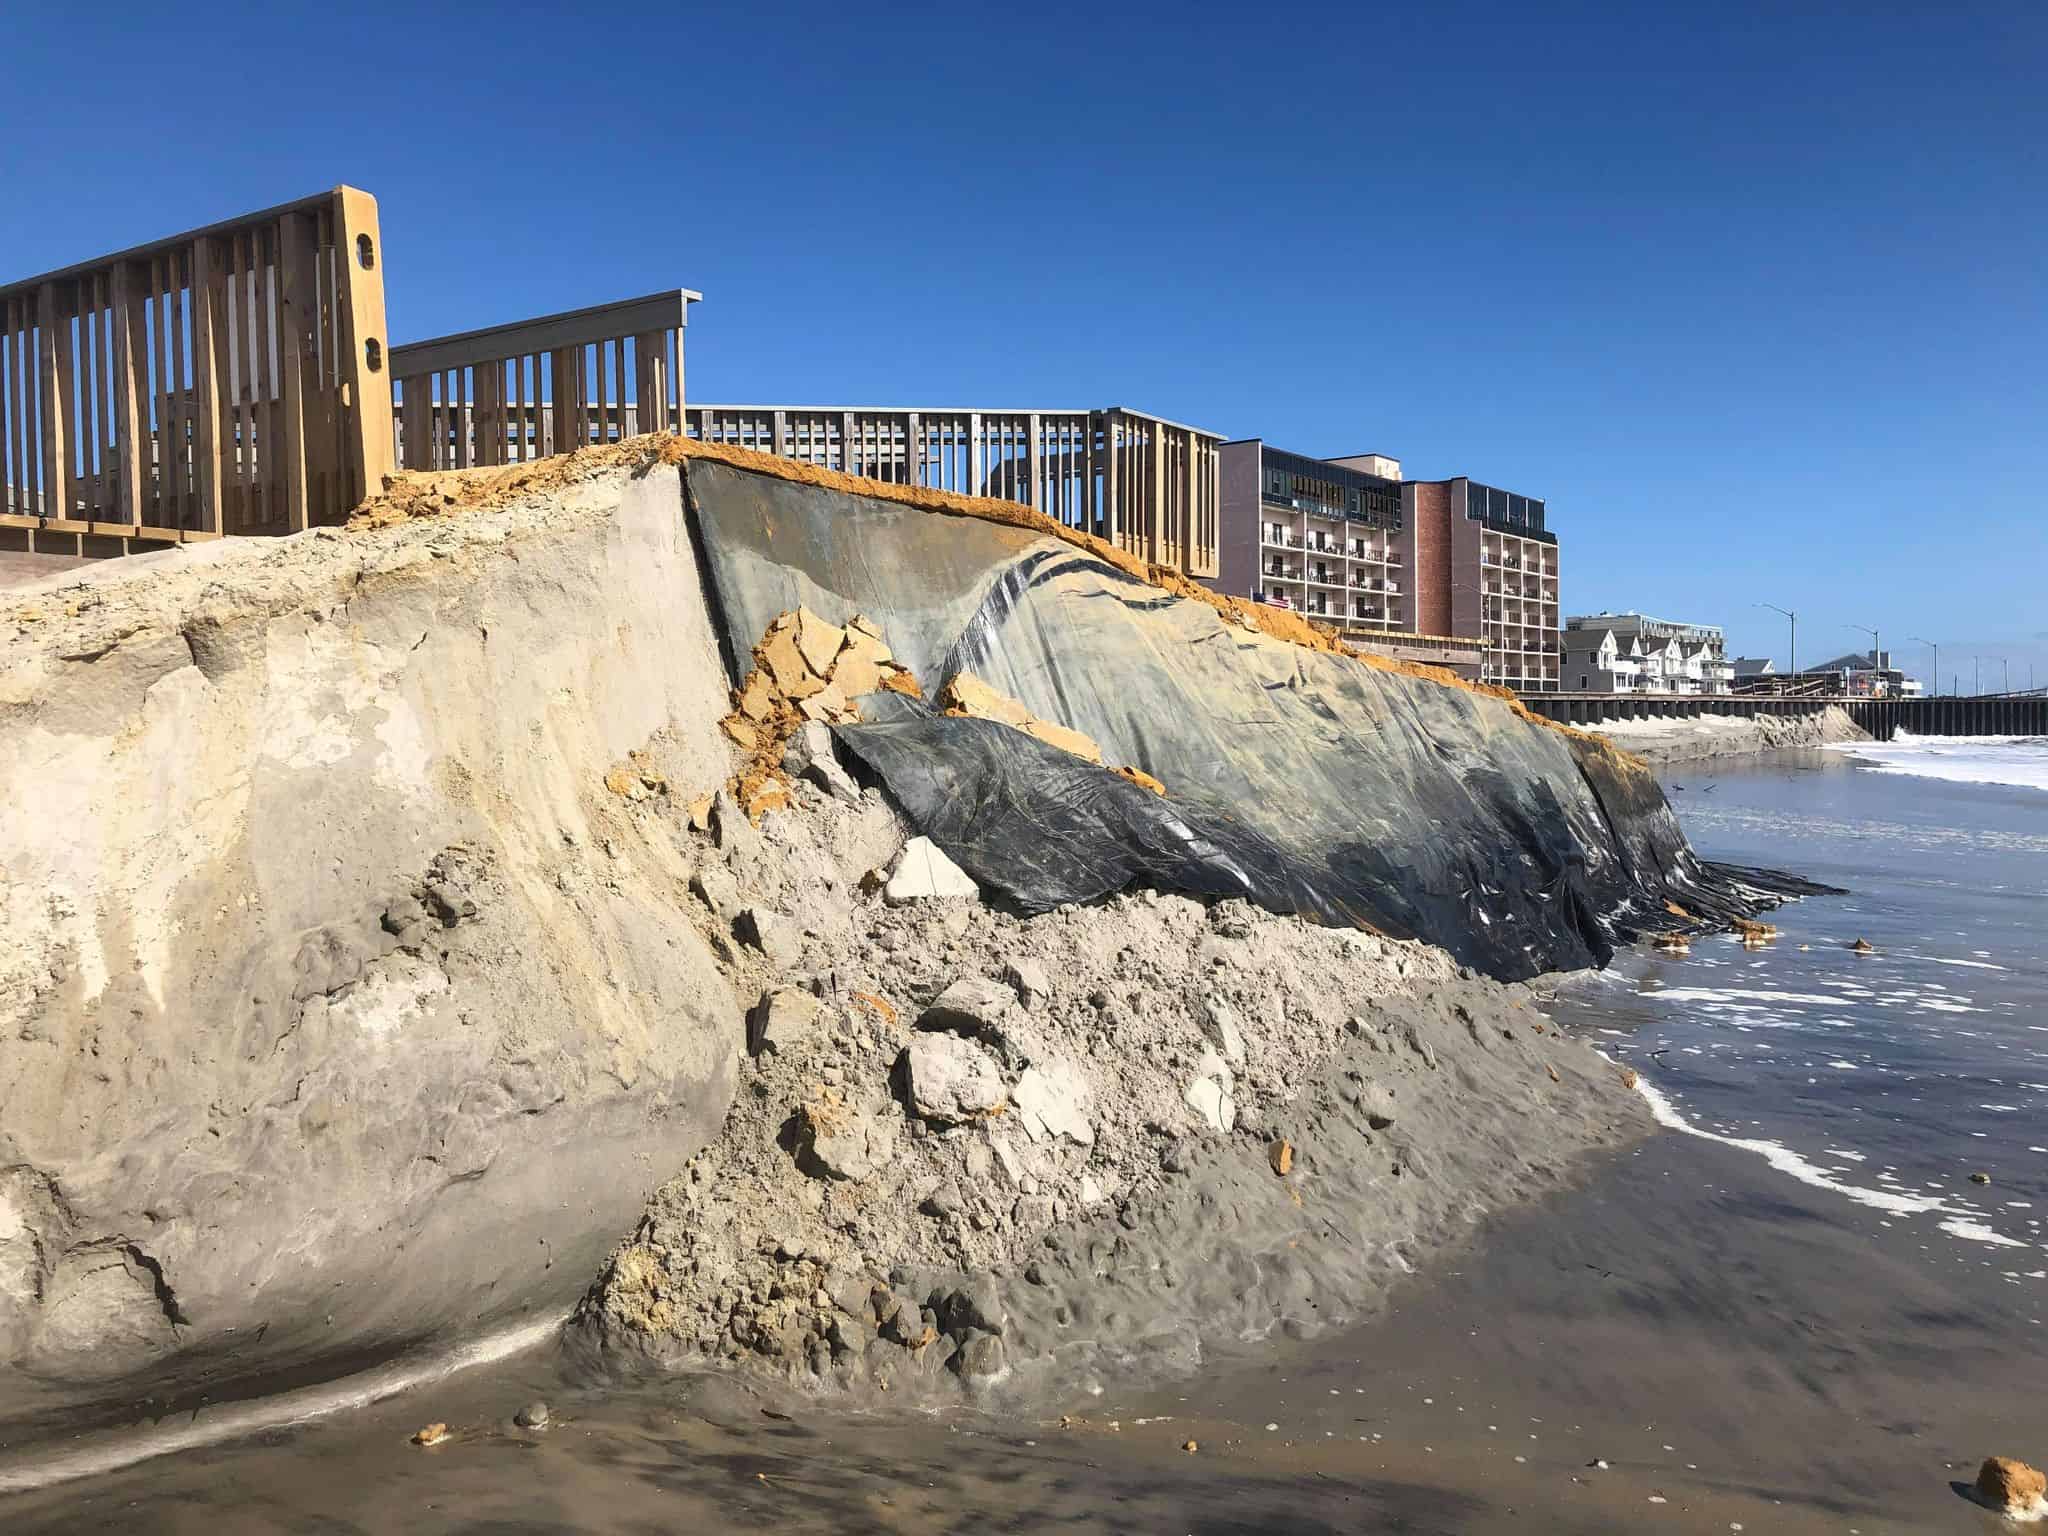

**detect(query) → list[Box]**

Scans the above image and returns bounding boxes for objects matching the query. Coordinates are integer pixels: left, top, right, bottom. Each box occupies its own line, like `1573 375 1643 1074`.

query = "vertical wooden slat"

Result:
256 226 279 524
190 235 226 533
610 336 626 441
112 261 147 526
38 282 73 522
551 346 579 454
276 212 316 529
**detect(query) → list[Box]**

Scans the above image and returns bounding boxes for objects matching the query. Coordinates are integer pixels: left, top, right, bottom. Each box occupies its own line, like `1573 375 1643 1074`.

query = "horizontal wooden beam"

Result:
390 290 700 383
0 187 353 303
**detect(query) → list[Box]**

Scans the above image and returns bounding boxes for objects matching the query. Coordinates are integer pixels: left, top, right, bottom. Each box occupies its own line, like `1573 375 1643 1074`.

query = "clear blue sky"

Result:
5 1 2042 686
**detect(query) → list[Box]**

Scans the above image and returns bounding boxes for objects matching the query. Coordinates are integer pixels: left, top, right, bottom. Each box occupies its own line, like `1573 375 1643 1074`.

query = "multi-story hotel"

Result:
1397 478 1561 692
1215 441 1408 627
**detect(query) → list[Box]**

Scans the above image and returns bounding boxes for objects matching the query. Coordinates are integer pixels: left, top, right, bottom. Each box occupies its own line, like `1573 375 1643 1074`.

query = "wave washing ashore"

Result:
1827 728 2048 793
1569 740 2048 1259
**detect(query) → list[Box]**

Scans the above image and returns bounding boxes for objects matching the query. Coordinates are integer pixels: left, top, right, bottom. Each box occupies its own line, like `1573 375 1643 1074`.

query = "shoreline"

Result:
1588 702 1867 765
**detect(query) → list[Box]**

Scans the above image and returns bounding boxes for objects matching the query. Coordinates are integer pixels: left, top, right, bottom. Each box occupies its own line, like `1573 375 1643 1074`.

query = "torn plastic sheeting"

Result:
835 695 1341 921
683 456 1824 978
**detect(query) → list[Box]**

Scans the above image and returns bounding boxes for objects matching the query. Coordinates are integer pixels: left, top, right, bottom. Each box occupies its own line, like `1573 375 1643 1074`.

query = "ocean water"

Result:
1826 729 2048 793
1558 736 2048 1265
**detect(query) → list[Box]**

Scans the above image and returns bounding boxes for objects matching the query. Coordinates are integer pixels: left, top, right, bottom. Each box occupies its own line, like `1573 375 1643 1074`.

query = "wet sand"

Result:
5 1126 2034 1534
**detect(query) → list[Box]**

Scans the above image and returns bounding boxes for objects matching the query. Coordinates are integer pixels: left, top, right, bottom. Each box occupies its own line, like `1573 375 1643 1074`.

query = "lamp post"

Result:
2002 657 2011 696
1909 636 1938 697
1974 656 1981 696
1757 602 1797 688
1845 623 1880 697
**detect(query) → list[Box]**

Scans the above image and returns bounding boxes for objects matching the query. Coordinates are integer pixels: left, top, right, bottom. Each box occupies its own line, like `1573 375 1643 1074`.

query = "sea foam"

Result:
1828 732 2048 793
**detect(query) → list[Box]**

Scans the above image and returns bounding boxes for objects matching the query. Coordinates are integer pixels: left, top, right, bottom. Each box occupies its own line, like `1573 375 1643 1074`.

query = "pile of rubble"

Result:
574 721 1651 1403
713 607 922 822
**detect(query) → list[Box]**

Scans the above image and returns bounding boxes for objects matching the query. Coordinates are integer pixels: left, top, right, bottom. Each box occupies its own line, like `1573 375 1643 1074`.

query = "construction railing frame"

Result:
1 186 391 555
685 404 1221 580
390 290 699 472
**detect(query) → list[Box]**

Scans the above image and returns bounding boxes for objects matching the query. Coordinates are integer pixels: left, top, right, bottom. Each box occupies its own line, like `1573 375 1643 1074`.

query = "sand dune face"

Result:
0 464 737 1425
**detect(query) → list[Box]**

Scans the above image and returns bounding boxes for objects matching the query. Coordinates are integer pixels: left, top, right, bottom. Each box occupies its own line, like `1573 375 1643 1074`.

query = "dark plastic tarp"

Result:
682 459 1822 978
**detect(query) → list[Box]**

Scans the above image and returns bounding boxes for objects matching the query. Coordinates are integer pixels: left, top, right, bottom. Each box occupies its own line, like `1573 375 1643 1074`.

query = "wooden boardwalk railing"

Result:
685 404 1222 579
390 291 698 471
0 187 392 555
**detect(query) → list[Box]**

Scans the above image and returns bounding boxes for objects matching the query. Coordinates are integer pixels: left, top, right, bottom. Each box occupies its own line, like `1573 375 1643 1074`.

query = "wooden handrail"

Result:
685 403 1222 580
390 291 699 472
1 186 392 551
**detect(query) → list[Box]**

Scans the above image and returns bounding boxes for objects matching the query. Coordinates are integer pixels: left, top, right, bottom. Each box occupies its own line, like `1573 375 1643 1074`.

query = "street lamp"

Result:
1909 636 1938 697
1845 623 1880 697
1974 656 1982 695
2002 657 2011 695
1756 602 1797 684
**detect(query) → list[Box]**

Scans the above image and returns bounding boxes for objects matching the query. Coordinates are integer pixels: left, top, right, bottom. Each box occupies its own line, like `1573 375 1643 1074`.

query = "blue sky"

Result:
4 1 2041 685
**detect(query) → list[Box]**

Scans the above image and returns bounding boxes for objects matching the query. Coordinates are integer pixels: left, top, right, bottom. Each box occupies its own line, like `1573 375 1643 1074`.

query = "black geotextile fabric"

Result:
681 459 1829 981
834 694 1330 917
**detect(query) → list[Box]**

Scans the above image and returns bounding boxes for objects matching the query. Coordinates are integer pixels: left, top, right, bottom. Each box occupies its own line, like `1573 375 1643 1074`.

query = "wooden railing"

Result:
684 404 1221 579
0 187 391 554
390 291 698 471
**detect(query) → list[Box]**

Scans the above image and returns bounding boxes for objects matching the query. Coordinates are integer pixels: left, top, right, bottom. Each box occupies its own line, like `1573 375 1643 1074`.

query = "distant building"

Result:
1561 612 1733 695
1797 649 1907 698
1730 656 1778 684
1211 447 1562 692
1215 440 1407 625
1398 478 1561 692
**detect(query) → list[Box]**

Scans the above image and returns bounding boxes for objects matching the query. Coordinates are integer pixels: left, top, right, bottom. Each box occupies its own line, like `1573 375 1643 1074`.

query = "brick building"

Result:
1395 478 1560 692
1212 444 1562 693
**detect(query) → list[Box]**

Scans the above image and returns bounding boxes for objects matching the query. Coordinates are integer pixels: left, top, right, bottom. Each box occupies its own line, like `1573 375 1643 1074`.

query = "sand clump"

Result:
573 724 1654 1405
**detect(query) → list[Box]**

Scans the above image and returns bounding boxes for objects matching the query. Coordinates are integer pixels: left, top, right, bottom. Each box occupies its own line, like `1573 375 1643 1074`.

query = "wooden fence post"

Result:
332 188 394 510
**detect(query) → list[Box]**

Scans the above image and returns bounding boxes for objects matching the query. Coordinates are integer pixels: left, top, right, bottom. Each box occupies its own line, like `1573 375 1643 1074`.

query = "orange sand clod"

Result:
938 670 1175 792
343 433 1633 766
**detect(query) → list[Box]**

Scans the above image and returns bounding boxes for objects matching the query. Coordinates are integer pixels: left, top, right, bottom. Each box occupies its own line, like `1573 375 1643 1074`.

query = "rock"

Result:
827 1314 869 1356
711 788 759 853
1402 1022 1439 1070
1850 937 1875 955
1184 1075 1235 1134
412 1422 451 1447
1202 997 1248 1069
802 1097 882 1181
1182 1440 1199 1454
690 864 742 921
1078 1173 1107 1205
826 1271 878 1322
513 1401 550 1430
781 721 859 804
794 608 848 678
920 977 1014 1035
920 1180 965 1218
1003 957 1050 1004
935 1278 1008 1337
1970 1171 1992 1185
953 1330 1007 1379
1012 1063 1094 1146
735 907 801 967
905 1033 1006 1123
1209 903 1254 940
1350 1078 1397 1129
1268 1139 1294 1176
749 986 824 1056
883 837 979 905
1977 1457 2047 1513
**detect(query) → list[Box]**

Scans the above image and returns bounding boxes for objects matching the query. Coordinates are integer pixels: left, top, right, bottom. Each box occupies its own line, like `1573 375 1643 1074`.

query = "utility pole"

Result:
1910 636 1938 697
2002 657 2010 695
1974 656 1981 695
1757 602 1797 685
